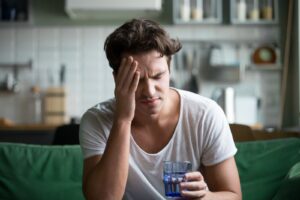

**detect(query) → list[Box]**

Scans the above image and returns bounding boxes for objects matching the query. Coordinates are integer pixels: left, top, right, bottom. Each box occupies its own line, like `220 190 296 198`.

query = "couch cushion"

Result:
235 138 300 200
272 162 300 200
1 138 300 200
0 143 84 200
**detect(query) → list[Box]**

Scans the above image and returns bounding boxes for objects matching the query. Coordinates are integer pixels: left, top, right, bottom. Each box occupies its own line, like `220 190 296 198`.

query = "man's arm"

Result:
82 57 140 200
180 157 242 200
202 157 242 200
82 121 132 200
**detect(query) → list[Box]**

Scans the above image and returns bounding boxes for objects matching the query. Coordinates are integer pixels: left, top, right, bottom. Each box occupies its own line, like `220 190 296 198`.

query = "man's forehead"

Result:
138 67 165 77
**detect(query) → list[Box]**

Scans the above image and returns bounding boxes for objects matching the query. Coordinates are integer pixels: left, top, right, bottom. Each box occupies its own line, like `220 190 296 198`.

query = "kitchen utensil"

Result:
212 87 235 123
183 48 198 93
235 96 258 125
44 87 67 125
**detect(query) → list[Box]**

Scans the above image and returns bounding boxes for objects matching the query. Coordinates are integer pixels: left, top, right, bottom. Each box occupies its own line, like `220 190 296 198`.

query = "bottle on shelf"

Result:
249 0 259 20
30 86 42 124
262 0 273 20
180 0 191 21
237 0 247 21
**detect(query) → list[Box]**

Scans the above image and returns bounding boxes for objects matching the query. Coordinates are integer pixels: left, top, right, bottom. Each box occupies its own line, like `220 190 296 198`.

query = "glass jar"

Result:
191 0 203 20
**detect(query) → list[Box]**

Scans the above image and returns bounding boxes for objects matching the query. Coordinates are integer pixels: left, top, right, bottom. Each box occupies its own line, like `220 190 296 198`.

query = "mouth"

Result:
140 97 160 105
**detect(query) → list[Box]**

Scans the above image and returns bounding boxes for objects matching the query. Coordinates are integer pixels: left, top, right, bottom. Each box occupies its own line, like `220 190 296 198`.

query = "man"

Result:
79 18 241 200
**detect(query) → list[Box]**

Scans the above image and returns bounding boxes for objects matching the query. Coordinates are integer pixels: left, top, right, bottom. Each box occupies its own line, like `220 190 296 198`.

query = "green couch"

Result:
0 138 300 200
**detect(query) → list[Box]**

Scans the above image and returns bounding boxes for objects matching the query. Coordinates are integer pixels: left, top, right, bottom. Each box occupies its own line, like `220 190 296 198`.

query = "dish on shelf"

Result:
252 45 277 64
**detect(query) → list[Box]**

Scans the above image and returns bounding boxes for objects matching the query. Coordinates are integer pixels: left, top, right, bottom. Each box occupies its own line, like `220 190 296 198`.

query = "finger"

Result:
115 57 128 89
128 71 140 93
184 171 203 181
123 60 138 91
180 181 207 191
116 57 127 81
116 56 133 87
181 190 207 198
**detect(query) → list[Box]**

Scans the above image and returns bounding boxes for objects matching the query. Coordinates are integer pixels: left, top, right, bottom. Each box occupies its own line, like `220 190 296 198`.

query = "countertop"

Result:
0 124 58 131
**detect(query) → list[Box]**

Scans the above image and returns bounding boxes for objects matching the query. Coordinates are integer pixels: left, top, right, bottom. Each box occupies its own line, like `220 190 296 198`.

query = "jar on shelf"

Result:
191 0 203 21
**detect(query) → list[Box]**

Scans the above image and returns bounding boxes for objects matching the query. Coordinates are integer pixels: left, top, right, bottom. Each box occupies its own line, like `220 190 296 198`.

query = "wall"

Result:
0 24 280 125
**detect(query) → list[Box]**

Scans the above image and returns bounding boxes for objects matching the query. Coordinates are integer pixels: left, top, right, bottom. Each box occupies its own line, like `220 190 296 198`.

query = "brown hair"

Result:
104 18 182 73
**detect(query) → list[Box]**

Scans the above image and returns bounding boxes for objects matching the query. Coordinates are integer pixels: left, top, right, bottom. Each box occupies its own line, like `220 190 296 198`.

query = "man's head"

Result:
104 18 182 73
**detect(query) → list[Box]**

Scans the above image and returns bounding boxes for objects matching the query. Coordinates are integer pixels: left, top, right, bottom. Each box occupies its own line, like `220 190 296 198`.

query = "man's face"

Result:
131 50 170 117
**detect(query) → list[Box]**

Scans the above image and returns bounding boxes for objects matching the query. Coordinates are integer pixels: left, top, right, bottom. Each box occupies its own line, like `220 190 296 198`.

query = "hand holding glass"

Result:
163 161 192 197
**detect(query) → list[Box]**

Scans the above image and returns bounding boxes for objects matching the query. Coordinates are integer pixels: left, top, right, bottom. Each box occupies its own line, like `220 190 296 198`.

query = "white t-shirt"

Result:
79 88 237 200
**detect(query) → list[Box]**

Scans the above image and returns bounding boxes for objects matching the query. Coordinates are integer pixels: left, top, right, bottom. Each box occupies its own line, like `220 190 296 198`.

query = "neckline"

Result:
130 88 183 156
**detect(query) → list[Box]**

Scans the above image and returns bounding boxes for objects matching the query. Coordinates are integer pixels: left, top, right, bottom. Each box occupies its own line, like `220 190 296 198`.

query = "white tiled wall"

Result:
0 25 279 124
0 26 116 123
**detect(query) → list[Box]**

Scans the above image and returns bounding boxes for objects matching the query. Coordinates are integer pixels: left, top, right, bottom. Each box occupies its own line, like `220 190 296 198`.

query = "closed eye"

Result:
152 71 166 79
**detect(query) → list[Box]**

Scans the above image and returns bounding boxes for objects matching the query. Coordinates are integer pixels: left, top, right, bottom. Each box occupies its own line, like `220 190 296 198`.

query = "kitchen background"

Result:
0 0 298 130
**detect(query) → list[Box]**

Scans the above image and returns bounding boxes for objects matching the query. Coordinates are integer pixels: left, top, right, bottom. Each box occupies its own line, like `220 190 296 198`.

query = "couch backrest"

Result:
235 138 300 200
1 138 300 200
0 143 84 200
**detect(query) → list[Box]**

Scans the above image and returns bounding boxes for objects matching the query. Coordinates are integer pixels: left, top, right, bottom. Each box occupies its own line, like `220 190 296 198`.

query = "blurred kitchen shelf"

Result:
231 19 278 25
0 90 19 95
172 0 222 24
230 0 278 25
0 0 31 26
0 60 32 69
174 18 221 24
209 64 240 68
246 64 282 71
0 21 33 27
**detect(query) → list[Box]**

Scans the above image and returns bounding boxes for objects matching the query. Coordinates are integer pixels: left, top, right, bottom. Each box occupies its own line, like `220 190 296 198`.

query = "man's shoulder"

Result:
82 98 115 119
176 89 216 109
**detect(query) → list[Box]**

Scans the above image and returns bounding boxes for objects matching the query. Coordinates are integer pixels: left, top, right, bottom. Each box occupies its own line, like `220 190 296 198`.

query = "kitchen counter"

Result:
0 123 59 145
0 124 57 131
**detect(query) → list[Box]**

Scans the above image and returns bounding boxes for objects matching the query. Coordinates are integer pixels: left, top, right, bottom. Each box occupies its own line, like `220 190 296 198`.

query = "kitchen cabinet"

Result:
172 0 222 24
172 0 278 25
0 0 31 25
230 0 278 24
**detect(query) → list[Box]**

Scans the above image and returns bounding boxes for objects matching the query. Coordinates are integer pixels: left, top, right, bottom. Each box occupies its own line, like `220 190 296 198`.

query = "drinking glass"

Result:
163 161 192 197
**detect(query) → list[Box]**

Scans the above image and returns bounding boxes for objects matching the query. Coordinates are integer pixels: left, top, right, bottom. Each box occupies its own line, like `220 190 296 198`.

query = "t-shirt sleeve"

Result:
79 109 108 159
201 102 237 166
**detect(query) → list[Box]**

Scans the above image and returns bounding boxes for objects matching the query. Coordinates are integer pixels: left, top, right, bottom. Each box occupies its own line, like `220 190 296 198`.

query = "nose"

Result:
143 78 156 97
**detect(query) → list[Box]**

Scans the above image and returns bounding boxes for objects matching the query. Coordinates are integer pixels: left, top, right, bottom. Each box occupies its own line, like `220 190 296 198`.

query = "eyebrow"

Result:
139 70 167 80
151 70 166 77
